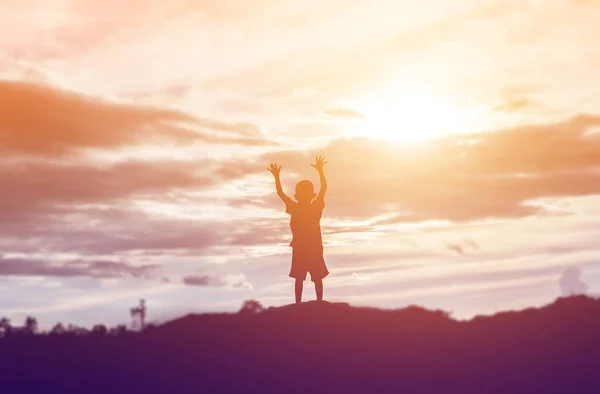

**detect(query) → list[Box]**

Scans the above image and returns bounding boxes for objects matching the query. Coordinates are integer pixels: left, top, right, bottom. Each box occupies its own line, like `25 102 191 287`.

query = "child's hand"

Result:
311 156 327 172
268 163 281 177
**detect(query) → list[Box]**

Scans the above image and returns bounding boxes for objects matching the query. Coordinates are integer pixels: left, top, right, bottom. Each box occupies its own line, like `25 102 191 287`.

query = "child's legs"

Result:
290 247 308 304
313 278 323 301
309 256 327 301
294 278 303 304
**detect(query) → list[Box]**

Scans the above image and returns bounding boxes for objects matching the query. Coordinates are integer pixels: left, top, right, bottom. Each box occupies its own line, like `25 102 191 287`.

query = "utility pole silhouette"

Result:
130 299 147 331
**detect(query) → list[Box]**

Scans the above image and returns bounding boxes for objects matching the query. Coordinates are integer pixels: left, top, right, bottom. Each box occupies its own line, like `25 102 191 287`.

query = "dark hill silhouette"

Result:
1 296 599 394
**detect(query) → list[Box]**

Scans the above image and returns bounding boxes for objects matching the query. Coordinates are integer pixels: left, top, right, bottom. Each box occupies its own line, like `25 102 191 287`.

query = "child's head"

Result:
294 180 316 204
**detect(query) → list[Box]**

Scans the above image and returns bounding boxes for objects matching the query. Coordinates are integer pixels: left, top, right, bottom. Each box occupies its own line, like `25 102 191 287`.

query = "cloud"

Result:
0 80 269 157
0 210 262 256
492 85 538 112
559 266 589 296
0 162 291 255
182 273 253 290
182 275 221 286
447 244 466 255
0 58 69 87
3 201 293 256
324 108 365 119
352 272 376 281
0 257 156 279
218 114 600 223
447 238 480 255
0 153 285 244
571 0 598 7
0 159 215 225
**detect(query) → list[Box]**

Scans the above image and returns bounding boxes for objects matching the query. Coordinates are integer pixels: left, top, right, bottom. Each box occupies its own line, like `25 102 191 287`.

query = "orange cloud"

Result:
0 159 214 218
226 114 600 222
0 80 269 157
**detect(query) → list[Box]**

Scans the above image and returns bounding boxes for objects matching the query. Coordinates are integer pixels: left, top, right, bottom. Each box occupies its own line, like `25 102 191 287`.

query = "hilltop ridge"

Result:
1 296 600 393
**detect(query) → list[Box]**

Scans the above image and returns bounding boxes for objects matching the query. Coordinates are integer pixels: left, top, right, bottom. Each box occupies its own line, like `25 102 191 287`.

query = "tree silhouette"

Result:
0 317 11 337
112 324 128 336
92 324 108 336
239 299 266 314
50 323 67 336
67 324 89 336
24 316 38 335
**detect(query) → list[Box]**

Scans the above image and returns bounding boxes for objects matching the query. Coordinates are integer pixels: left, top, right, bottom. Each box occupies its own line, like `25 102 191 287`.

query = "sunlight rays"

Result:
343 84 473 143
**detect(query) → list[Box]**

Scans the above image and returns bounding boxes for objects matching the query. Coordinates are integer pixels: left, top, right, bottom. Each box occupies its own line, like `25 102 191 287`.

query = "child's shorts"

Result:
289 245 329 282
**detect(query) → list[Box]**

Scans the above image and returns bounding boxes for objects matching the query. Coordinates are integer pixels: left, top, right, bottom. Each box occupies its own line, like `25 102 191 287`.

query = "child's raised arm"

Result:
268 163 294 205
311 156 328 202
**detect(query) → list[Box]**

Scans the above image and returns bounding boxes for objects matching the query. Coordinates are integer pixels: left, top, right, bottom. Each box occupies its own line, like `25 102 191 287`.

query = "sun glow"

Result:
346 88 468 143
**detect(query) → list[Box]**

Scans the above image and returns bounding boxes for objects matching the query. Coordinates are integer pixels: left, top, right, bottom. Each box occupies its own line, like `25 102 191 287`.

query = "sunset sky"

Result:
1 0 600 329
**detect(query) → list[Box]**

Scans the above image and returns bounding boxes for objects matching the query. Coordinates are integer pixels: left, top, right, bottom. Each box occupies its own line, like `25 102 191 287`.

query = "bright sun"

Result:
345 89 466 143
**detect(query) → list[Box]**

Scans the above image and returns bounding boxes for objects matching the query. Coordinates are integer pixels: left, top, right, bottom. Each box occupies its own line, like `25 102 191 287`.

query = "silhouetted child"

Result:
268 156 329 303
